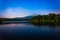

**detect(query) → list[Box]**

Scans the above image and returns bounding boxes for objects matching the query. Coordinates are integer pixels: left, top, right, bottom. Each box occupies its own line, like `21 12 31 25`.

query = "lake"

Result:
0 23 60 40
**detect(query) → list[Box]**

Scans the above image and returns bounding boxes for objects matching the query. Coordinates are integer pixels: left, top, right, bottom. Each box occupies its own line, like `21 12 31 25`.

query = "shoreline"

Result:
0 21 60 26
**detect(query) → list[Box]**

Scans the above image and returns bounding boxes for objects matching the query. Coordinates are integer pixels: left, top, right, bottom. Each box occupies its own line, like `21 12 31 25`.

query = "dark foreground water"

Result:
0 23 60 40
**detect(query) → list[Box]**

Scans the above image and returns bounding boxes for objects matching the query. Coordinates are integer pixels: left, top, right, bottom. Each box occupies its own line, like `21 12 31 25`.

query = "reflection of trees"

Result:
48 25 56 31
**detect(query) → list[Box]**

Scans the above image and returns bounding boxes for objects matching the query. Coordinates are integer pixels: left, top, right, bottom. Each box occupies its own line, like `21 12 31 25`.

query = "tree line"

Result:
30 13 60 25
0 13 60 25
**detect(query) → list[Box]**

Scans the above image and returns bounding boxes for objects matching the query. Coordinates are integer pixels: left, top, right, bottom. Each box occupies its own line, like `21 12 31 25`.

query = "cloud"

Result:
3 7 33 18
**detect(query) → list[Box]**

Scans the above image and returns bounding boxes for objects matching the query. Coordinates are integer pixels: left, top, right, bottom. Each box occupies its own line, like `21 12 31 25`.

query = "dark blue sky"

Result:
0 0 60 18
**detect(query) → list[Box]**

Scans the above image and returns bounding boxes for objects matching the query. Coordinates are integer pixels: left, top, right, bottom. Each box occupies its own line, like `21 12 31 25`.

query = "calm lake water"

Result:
0 23 60 40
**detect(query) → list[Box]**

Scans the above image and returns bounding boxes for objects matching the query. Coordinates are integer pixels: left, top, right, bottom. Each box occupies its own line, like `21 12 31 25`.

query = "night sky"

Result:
0 0 60 18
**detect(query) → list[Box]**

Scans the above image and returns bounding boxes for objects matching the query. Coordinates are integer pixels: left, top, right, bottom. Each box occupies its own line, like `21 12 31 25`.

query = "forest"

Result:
30 14 60 25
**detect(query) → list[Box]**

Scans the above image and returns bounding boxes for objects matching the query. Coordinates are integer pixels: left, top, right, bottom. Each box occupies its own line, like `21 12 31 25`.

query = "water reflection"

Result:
0 23 60 40
0 23 60 32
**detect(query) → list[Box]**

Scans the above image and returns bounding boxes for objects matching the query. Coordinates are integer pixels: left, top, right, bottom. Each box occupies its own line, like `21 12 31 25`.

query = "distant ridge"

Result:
24 14 39 19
